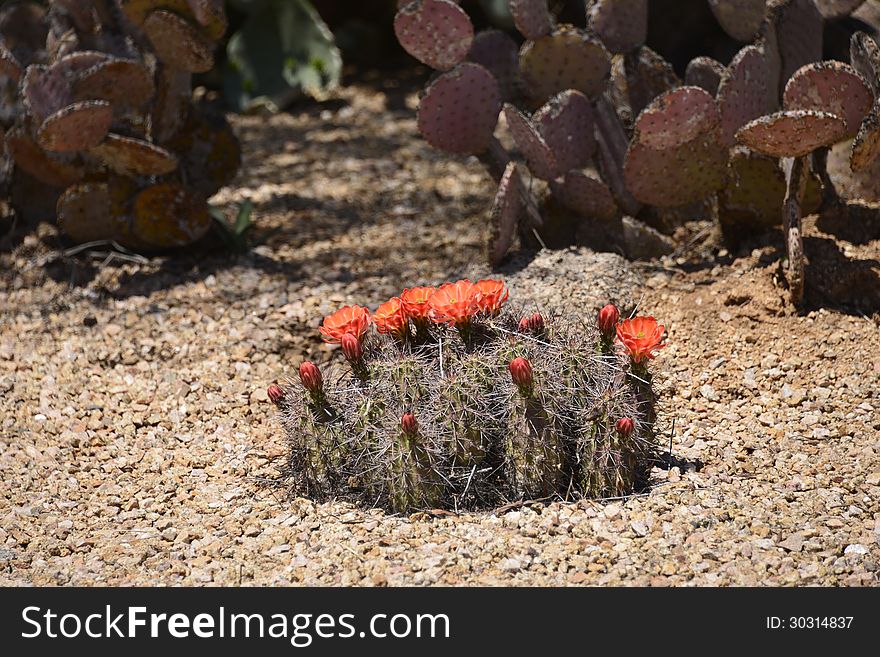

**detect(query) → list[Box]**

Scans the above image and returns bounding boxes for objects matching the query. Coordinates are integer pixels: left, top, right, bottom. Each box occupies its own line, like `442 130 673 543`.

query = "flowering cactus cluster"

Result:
270 279 666 512
393 0 880 303
0 0 240 248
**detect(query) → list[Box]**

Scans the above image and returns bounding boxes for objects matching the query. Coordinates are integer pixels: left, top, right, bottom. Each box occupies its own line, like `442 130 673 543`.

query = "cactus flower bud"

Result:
401 411 419 436
298 361 323 394
529 312 545 335
616 417 634 437
340 332 363 363
517 316 531 333
598 304 620 337
267 383 285 406
508 357 533 392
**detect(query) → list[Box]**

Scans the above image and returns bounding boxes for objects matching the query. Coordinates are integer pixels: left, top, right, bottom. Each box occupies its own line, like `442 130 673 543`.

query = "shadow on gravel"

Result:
803 235 880 315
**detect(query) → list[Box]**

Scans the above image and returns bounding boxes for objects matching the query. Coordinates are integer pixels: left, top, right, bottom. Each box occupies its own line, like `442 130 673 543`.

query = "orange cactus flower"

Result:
473 279 509 316
319 305 371 343
400 286 436 320
428 279 481 327
374 297 409 337
616 316 666 364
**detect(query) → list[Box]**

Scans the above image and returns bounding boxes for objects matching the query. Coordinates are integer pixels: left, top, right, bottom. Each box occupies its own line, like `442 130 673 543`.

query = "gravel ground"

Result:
1 79 878 586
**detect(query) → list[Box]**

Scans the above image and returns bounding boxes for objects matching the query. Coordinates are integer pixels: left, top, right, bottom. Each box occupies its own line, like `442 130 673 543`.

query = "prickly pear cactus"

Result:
0 0 241 248
272 280 664 512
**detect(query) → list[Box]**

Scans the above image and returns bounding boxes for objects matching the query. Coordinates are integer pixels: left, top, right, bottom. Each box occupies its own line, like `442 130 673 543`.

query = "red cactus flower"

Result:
341 332 363 363
267 383 285 405
319 305 371 344
374 297 408 337
473 278 509 316
298 361 323 394
616 417 635 437
428 279 481 327
616 316 666 364
401 411 419 436
598 304 620 338
400 286 436 321
517 316 531 333
529 312 545 335
508 356 533 392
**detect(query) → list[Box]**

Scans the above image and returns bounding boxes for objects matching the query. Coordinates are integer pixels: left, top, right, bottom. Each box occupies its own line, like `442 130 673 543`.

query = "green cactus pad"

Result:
487 161 526 265
736 109 847 157
417 62 501 154
394 0 474 71
468 29 521 101
5 125 84 188
550 170 618 222
708 0 766 42
850 105 880 171
519 25 611 103
624 46 681 118
503 103 559 180
131 182 212 248
73 58 156 110
850 31 880 95
814 0 867 19
56 182 126 243
143 9 214 73
89 133 179 176
783 61 872 138
588 0 647 54
37 100 113 153
510 0 554 40
718 44 776 147
768 0 823 94
624 86 727 207
532 90 595 173
685 56 725 95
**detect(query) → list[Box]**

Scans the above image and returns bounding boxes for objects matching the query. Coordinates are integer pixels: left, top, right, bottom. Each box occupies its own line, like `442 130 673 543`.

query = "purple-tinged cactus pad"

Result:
768 0 823 93
55 51 113 76
633 86 719 151
624 46 681 118
0 44 21 82
850 104 880 171
532 90 595 173
468 29 521 101
118 0 193 25
850 31 880 95
163 110 241 197
5 125 84 188
54 0 97 33
587 0 647 54
152 69 192 143
783 61 872 138
22 64 71 123
487 161 525 265
550 170 618 221
56 182 123 244
814 0 867 19
186 0 228 40
509 0 553 40
394 0 474 71
623 134 728 207
503 103 558 180
708 0 766 42
144 10 214 73
132 182 212 248
735 110 847 157
74 59 156 110
37 100 114 153
624 86 727 207
718 45 776 147
90 133 179 176
418 62 501 154
519 26 611 103
685 56 725 95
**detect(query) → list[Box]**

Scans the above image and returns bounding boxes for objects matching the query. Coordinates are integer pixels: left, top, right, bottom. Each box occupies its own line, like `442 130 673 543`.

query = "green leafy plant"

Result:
210 200 254 253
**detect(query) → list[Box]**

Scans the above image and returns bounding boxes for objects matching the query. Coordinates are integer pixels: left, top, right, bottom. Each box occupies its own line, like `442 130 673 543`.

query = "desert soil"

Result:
1 77 878 586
